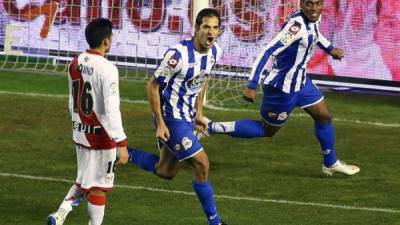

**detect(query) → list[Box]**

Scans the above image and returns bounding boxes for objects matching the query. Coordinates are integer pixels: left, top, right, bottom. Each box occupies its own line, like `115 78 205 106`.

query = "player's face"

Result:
195 16 220 52
301 0 324 22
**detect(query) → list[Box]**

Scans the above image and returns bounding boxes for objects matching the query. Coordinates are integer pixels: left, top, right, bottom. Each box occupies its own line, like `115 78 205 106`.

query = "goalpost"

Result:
0 0 300 107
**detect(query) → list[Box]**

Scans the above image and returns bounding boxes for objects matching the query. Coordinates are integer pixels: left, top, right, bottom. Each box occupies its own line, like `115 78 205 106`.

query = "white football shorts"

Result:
75 144 117 191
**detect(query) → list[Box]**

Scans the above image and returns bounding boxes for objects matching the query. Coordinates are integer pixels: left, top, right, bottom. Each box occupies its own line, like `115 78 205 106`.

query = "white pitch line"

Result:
1 90 399 128
1 172 399 214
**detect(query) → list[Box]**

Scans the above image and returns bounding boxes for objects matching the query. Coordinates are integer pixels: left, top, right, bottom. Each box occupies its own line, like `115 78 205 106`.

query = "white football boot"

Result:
322 160 360 176
47 196 83 225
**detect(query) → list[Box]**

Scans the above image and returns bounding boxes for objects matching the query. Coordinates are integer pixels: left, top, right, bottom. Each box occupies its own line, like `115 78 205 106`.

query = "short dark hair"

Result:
85 18 113 49
195 8 221 28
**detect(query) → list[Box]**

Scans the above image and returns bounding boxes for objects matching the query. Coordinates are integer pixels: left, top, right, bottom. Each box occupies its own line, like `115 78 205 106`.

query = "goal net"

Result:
0 0 299 107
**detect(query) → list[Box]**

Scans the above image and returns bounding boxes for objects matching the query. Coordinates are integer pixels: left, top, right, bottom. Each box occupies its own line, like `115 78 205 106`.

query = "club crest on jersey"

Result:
186 70 209 90
289 22 301 35
109 81 118 95
167 55 178 69
182 137 192 150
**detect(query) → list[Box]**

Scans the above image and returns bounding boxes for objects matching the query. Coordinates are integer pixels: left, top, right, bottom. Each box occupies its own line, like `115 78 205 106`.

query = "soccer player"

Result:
205 0 360 176
127 8 227 225
47 18 129 225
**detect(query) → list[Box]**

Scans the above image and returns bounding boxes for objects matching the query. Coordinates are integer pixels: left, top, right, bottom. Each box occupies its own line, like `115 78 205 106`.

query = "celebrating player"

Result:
205 0 360 176
127 8 227 225
47 18 129 225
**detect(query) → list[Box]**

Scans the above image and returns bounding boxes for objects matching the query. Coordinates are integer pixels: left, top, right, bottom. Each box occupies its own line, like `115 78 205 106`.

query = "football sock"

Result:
64 184 84 208
192 180 221 225
315 122 337 167
87 192 106 225
127 147 159 173
209 119 265 138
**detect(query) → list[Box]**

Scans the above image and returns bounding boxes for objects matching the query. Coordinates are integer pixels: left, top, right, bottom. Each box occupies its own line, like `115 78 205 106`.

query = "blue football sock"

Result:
209 119 265 138
314 122 337 167
192 181 221 225
127 147 159 173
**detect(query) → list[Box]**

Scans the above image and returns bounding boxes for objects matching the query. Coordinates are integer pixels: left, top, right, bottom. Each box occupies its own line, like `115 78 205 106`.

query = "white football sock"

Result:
211 121 235 133
87 202 105 225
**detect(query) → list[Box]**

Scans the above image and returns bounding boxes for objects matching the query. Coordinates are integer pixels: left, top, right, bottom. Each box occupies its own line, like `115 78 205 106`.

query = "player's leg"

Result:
47 146 87 225
127 144 180 179
153 146 180 179
303 98 337 167
47 184 84 225
187 150 226 225
208 119 267 138
83 147 117 225
301 79 359 175
127 146 160 172
87 190 107 225
208 85 292 138
172 121 226 225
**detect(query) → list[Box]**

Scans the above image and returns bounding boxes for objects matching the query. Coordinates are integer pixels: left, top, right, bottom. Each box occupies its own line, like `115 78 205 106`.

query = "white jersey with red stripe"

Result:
68 50 127 150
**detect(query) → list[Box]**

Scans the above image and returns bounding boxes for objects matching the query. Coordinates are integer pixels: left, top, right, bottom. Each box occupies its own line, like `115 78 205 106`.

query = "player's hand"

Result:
330 48 344 60
116 146 128 165
243 87 257 103
156 121 170 142
195 115 208 134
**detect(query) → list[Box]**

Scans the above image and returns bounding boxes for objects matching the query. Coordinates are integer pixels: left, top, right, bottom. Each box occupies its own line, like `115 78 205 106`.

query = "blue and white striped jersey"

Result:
154 39 222 122
248 11 334 93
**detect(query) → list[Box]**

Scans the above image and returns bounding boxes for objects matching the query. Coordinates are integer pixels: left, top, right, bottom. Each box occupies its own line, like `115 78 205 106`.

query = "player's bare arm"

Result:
195 81 209 133
116 146 129 165
329 48 344 60
243 87 257 103
147 78 170 141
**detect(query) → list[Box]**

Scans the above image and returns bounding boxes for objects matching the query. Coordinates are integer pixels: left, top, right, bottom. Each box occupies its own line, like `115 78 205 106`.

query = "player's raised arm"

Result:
244 20 303 102
316 30 344 60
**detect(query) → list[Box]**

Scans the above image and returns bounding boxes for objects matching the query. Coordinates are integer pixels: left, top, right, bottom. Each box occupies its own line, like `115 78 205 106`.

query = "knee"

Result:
316 112 333 123
156 171 176 180
155 167 178 180
192 161 209 181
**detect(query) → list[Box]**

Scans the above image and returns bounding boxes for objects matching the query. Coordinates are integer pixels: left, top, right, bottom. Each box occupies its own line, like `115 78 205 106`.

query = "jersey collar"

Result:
86 49 103 56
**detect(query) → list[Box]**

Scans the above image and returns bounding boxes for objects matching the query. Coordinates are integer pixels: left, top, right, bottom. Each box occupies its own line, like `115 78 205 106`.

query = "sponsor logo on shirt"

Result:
186 70 209 90
72 121 102 134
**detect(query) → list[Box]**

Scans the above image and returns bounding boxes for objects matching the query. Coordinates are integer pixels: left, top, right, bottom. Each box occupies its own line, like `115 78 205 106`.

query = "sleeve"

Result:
153 48 182 85
317 33 334 54
247 20 303 89
102 64 127 146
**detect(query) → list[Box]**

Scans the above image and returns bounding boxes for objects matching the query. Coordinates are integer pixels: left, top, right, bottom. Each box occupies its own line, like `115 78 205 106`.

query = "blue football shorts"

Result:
157 119 203 161
260 78 324 126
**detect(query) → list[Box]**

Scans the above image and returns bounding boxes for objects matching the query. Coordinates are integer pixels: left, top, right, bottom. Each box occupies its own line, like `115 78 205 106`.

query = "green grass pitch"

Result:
0 71 399 225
